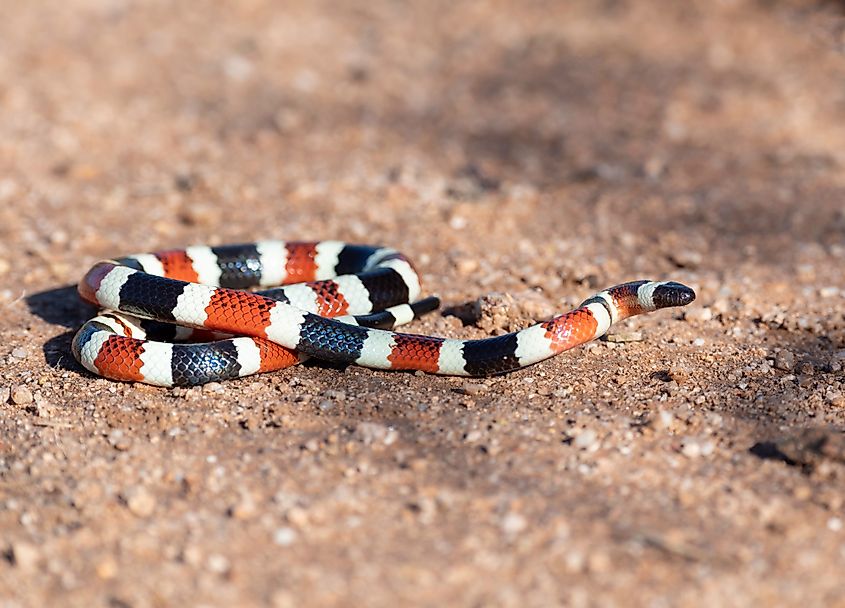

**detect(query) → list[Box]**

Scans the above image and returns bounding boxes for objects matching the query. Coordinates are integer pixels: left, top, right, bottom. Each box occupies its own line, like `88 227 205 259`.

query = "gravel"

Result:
3 2 845 606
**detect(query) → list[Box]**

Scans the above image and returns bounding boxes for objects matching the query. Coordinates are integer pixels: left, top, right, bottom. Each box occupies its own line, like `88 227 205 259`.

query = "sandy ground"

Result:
2 1 845 606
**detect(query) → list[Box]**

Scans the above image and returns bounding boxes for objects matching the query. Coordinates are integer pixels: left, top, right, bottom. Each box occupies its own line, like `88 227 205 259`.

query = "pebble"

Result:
681 439 701 458
681 438 714 458
826 392 845 408
654 410 675 430
11 385 33 405
684 307 712 323
774 350 795 372
318 400 334 412
207 553 230 574
668 363 690 383
464 430 482 443
107 429 131 451
11 541 40 570
669 250 702 269
95 557 118 580
229 493 258 520
355 422 398 446
587 550 612 574
796 361 815 376
203 382 224 394
454 382 488 396
501 512 527 535
456 258 479 276
574 429 598 450
10 347 27 360
797 375 813 388
273 527 298 546
271 590 296 608
0 386 10 404
285 506 310 528
605 331 643 343
124 487 156 517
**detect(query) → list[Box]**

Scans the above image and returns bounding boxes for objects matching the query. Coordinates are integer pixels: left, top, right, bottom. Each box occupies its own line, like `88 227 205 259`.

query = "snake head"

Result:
650 281 696 309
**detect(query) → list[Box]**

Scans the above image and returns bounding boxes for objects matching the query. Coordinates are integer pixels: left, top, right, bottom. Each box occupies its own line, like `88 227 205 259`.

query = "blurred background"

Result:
3 1 845 606
3 0 845 288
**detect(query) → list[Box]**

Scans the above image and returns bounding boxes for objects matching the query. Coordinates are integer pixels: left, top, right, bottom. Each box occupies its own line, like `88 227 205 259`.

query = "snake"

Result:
71 240 696 387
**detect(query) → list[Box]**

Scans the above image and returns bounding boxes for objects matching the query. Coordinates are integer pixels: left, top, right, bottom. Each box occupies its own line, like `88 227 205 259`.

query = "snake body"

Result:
72 241 695 387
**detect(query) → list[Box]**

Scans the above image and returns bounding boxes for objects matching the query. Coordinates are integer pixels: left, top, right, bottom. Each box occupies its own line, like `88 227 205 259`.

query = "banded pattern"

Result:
73 240 696 387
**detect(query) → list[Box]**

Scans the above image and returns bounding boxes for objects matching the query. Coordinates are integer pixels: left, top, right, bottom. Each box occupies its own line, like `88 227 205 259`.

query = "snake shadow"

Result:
26 284 96 372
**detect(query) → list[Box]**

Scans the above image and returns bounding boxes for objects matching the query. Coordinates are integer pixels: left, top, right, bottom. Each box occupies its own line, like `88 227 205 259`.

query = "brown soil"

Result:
2 1 845 606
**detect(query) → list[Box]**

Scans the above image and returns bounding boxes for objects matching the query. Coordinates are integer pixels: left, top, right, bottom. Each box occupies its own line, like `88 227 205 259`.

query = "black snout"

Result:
652 282 696 308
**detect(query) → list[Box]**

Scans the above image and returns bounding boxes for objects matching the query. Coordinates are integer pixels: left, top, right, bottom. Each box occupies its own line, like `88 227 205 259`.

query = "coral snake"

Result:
72 241 695 387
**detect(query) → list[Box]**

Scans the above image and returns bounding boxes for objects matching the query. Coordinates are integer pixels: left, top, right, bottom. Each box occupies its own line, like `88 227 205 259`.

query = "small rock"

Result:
124 487 156 517
796 361 815 376
355 422 398 446
10 541 40 570
207 553 230 574
203 382 224 394
107 429 131 451
684 307 712 323
273 527 298 546
96 557 118 580
587 551 612 574
318 400 334 412
0 386 10 404
222 54 254 82
285 506 310 528
668 363 690 383
501 512 527 535
454 382 488 396
456 258 479 276
681 438 701 458
668 249 702 269
464 430 482 443
271 590 296 608
229 493 258 520
826 392 845 408
574 429 598 450
10 347 27 360
605 331 643 343
11 385 32 405
774 350 795 372
793 485 812 501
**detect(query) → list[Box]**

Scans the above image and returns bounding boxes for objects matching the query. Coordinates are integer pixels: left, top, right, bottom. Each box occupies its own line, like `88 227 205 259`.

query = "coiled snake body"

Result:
72 241 695 387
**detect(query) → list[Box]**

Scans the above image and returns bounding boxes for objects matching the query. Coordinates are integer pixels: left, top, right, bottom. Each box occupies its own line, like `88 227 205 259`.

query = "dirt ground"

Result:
2 1 845 606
